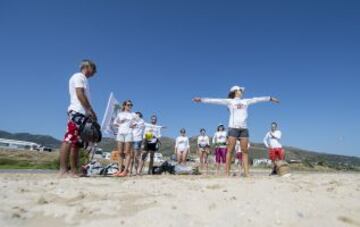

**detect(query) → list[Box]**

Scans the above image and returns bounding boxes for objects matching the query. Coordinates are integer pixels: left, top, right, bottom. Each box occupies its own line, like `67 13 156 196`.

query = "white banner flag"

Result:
101 92 120 138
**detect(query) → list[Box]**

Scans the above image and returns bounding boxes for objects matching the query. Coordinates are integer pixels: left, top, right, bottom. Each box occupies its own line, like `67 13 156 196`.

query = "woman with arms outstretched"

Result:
193 85 279 177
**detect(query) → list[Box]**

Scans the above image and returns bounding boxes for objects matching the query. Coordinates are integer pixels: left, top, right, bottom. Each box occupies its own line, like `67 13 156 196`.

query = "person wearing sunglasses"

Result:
193 85 279 177
113 100 137 177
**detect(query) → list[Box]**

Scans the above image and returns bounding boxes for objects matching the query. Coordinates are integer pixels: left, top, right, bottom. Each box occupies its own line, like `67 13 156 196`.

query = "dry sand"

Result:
0 170 359 227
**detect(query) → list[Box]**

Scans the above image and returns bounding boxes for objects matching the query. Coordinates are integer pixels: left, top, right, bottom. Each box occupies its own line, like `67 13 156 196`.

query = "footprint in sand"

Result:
208 203 217 210
338 216 360 226
206 184 222 190
37 196 49 205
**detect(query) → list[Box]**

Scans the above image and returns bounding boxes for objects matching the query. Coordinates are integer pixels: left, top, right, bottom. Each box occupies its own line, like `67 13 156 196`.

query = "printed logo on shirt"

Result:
234 104 245 109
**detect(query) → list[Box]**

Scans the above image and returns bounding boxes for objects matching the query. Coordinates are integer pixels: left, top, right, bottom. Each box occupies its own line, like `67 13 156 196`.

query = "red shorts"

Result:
268 148 285 161
236 152 242 160
63 111 85 146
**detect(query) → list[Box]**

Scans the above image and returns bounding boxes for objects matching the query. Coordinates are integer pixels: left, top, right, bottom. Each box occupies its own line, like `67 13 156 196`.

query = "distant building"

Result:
0 138 41 151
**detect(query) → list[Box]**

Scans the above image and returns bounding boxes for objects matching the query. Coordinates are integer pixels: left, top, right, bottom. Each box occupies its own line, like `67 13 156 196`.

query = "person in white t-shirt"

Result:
131 112 145 175
60 60 97 177
193 85 279 177
113 100 138 177
197 128 210 173
139 114 166 175
263 122 285 175
212 124 228 175
234 140 250 176
175 128 190 165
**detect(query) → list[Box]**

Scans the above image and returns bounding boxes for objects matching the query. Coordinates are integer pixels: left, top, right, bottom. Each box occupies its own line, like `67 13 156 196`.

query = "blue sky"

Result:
0 0 359 156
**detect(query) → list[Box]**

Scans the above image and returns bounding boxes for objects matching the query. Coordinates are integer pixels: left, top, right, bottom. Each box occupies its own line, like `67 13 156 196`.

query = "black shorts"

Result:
228 128 249 138
144 140 158 151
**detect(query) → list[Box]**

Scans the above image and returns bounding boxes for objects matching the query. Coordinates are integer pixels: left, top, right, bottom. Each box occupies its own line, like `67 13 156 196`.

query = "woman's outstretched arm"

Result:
245 96 280 105
193 97 231 105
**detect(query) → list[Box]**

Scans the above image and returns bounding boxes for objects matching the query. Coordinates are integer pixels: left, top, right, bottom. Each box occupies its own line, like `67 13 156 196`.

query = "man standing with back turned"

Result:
59 60 97 177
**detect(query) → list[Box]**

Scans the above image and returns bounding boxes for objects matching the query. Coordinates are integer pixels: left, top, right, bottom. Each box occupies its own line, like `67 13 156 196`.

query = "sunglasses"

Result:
126 103 133 107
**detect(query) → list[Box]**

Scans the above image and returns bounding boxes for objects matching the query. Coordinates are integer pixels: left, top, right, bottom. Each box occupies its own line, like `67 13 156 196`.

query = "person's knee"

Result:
124 149 131 155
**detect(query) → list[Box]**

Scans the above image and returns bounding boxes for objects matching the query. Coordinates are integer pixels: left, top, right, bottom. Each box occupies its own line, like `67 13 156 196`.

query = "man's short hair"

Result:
136 112 143 118
271 122 278 127
80 59 97 73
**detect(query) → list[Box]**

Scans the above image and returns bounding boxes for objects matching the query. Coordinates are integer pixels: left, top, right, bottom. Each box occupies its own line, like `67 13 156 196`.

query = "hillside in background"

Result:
0 130 61 148
98 136 360 170
1 130 359 170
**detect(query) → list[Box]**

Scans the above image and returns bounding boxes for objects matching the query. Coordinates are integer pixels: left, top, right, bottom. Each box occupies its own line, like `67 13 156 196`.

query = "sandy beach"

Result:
0 170 359 227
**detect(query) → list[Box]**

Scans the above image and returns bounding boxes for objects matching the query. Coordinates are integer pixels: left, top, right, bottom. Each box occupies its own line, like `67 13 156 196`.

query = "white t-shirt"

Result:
114 111 137 135
235 141 250 153
201 97 271 129
197 135 210 147
144 123 163 143
212 131 227 147
68 72 91 114
263 130 282 149
132 118 145 142
175 136 190 151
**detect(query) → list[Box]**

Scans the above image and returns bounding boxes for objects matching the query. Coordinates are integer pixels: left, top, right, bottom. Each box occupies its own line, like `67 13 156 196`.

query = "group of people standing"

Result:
59 60 284 177
175 120 284 176
192 85 282 176
112 100 165 177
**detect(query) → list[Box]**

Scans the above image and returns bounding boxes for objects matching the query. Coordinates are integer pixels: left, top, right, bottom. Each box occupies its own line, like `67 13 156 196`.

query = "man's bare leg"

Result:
240 138 250 177
134 151 141 174
70 145 80 176
128 147 135 175
225 137 237 176
138 151 147 175
59 142 72 176
148 150 155 175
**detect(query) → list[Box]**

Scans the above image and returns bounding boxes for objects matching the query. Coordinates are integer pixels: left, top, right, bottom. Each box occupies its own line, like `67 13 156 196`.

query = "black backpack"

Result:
79 117 102 145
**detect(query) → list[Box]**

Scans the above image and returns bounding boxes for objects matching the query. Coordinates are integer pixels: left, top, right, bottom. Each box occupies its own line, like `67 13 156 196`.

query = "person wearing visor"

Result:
197 128 210 173
175 128 190 165
193 85 279 177
212 124 227 175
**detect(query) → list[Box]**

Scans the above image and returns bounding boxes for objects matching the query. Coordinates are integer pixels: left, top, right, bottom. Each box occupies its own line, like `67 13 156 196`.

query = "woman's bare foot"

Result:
118 170 129 177
114 171 123 177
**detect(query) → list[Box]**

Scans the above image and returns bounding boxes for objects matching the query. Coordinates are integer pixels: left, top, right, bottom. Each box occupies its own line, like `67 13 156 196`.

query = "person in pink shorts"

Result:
212 124 227 175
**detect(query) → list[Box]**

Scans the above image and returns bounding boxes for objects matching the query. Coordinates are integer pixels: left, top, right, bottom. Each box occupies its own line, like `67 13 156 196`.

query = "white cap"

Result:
230 85 245 92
